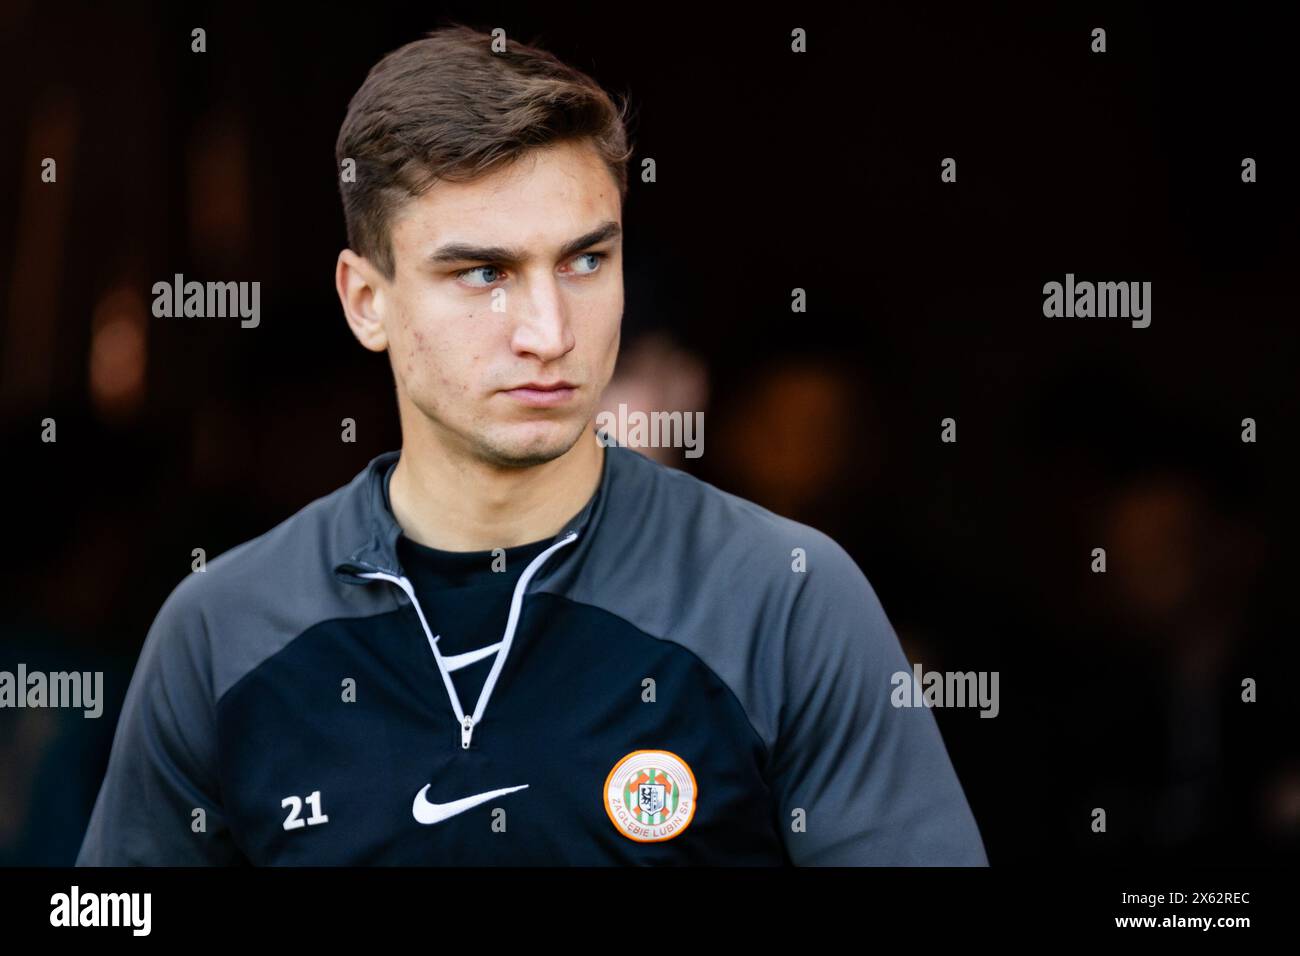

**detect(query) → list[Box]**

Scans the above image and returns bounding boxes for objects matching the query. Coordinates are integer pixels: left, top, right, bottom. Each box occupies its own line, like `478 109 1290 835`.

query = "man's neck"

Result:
388 427 604 552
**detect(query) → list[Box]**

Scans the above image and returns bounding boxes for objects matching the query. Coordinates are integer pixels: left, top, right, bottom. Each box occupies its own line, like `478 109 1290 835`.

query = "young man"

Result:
77 25 987 866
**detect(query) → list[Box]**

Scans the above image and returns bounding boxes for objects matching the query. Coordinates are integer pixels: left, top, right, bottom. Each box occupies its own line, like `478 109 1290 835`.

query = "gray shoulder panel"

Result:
174 461 403 704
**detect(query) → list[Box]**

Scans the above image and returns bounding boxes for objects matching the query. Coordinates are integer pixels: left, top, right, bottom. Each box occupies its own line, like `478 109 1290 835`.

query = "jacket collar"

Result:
332 440 612 584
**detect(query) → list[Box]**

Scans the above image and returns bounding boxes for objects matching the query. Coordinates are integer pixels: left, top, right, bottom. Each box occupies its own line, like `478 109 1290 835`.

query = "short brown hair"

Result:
335 24 634 280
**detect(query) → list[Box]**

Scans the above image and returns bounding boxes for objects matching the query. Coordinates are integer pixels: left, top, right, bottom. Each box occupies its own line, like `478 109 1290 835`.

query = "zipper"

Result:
357 530 579 749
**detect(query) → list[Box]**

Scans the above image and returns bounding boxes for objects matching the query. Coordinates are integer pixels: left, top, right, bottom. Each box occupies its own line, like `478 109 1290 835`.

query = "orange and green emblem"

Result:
604 750 697 842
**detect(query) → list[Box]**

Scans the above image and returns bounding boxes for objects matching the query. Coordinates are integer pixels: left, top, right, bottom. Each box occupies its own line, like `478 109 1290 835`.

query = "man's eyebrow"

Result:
426 221 622 265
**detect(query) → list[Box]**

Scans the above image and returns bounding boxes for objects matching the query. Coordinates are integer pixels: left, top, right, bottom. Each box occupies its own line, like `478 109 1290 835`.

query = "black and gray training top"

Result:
76 443 988 865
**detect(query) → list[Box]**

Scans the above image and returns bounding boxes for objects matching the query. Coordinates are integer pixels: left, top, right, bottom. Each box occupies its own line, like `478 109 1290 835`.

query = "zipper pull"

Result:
461 715 474 749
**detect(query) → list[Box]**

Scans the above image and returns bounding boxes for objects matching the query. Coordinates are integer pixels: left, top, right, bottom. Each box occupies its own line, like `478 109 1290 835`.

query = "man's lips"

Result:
500 382 578 408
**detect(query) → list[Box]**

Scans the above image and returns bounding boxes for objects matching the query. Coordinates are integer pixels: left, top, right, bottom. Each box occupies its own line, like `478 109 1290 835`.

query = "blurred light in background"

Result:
89 282 148 420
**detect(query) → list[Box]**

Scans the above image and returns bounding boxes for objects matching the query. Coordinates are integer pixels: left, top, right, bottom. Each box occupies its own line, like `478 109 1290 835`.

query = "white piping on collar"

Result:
358 530 579 749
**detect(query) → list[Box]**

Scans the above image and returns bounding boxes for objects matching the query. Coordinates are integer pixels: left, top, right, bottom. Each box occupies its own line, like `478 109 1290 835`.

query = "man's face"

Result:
377 139 623 468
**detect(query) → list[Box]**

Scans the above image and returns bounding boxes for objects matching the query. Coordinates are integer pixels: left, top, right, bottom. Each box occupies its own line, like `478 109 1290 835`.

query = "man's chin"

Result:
474 418 589 469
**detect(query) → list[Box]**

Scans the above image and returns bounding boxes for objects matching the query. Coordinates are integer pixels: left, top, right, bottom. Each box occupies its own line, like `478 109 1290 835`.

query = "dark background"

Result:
0 2 1296 866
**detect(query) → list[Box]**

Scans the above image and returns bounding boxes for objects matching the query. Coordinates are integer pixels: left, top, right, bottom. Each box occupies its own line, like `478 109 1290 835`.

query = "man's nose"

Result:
510 275 575 362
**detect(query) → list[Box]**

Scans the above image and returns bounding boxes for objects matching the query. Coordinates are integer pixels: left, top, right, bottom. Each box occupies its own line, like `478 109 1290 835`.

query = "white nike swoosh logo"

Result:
412 783 529 825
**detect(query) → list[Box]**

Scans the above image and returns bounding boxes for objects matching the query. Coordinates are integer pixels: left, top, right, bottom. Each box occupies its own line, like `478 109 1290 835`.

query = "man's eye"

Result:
456 265 505 288
569 252 606 275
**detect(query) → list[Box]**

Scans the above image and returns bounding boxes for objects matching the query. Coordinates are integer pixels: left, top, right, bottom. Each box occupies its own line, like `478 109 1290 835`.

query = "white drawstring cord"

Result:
359 529 579 749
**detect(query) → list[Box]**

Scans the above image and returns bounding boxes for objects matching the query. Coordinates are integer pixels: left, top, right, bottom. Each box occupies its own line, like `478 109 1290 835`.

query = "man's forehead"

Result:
392 142 620 252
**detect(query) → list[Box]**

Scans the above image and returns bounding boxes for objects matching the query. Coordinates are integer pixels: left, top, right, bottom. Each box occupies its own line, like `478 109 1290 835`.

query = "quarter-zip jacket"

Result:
76 442 988 865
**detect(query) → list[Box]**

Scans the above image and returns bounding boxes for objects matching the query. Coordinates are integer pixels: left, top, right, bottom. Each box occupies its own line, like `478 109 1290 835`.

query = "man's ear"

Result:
336 248 390 353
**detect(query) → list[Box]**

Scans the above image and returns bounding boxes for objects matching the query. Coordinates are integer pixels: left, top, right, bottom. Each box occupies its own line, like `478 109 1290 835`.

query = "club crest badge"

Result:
603 750 697 842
